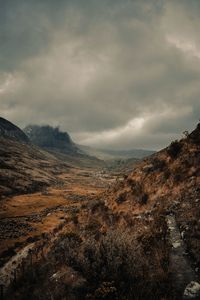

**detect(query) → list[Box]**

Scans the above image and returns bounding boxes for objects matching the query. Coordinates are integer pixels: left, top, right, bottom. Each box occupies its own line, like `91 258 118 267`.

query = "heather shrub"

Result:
115 192 127 204
152 158 166 171
163 169 171 180
140 193 148 205
49 228 170 300
7 224 172 300
167 140 182 158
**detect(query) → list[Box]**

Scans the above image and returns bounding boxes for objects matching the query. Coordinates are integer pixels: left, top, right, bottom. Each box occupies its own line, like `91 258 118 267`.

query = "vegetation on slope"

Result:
1 123 200 300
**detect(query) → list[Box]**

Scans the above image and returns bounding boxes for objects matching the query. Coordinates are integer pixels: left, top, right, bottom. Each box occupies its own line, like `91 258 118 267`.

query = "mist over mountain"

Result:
80 145 155 160
24 124 107 169
24 125 80 154
24 124 154 163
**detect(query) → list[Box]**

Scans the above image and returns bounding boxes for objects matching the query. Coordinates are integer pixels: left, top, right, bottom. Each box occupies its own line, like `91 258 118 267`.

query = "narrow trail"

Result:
166 214 199 298
0 243 34 288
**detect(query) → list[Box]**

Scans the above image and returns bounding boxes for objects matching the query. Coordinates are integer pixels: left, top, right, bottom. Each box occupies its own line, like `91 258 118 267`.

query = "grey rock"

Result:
183 281 200 299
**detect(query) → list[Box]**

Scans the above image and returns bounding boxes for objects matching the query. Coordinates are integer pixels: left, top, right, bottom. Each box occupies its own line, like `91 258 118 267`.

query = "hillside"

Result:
0 117 29 143
104 123 200 297
0 119 70 198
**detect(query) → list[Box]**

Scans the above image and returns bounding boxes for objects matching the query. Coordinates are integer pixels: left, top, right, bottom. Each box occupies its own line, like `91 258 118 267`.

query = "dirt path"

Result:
166 214 198 298
0 243 34 289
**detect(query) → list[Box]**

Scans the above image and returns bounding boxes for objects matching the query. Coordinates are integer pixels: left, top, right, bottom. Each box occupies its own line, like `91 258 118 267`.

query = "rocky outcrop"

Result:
183 281 200 299
24 125 79 154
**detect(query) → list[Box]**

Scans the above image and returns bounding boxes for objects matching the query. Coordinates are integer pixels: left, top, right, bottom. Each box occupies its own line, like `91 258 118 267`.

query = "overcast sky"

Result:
0 0 200 150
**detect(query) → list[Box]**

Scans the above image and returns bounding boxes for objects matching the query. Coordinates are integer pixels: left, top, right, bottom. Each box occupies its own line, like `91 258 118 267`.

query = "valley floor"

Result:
0 167 116 265
0 157 199 300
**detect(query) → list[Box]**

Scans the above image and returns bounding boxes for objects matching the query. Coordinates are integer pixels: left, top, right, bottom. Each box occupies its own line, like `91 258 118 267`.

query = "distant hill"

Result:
0 117 29 143
79 145 155 160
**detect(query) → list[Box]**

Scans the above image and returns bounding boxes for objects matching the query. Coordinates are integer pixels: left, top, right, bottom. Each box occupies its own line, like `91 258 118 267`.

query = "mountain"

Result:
24 125 80 154
24 125 106 169
24 125 153 170
0 118 69 198
0 117 29 143
79 144 155 160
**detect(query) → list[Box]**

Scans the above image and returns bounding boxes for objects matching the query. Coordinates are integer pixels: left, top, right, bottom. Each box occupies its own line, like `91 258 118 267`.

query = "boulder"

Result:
183 281 200 299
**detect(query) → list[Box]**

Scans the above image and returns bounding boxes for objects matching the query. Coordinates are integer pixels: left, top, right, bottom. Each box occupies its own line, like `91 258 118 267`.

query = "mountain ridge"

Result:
24 124 80 154
79 144 155 160
0 117 29 143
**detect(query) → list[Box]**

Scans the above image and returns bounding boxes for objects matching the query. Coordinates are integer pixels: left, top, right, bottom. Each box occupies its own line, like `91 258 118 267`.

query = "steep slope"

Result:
0 117 29 143
105 123 200 295
0 119 69 198
24 125 79 154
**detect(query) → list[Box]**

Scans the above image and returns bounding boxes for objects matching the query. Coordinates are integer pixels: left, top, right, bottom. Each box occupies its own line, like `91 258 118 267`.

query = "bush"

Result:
152 158 166 171
140 193 148 205
115 192 127 204
56 229 170 299
163 169 170 180
87 199 105 213
87 281 117 300
167 140 182 159
8 224 172 300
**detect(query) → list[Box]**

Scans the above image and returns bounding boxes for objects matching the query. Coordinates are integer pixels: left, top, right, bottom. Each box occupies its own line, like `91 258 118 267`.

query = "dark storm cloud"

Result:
0 0 200 150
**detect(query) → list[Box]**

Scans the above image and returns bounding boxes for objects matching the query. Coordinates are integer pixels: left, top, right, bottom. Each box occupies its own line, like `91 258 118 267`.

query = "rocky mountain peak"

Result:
24 124 79 154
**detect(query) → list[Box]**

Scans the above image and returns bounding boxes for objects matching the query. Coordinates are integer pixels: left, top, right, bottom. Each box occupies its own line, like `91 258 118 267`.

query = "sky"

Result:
0 0 200 150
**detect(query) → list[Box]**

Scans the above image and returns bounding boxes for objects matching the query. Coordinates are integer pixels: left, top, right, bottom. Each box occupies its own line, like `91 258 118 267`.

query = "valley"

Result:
1 1 200 299
0 118 200 300
0 166 117 266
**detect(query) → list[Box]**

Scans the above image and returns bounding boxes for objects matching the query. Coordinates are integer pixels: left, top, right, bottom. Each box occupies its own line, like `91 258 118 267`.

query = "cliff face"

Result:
24 125 79 154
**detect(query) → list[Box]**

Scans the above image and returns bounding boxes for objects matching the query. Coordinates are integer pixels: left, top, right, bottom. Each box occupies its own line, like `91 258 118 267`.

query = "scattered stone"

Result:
172 241 181 248
181 231 185 239
183 281 200 299
142 164 154 173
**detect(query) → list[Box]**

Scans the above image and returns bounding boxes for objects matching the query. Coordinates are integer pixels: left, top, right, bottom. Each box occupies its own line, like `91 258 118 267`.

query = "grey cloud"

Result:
0 0 200 150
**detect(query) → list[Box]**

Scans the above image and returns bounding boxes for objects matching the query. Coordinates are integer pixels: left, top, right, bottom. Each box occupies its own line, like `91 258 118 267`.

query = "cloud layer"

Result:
0 0 200 150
